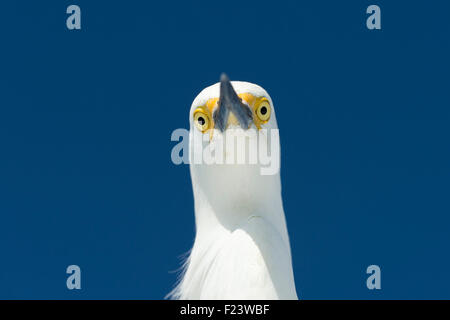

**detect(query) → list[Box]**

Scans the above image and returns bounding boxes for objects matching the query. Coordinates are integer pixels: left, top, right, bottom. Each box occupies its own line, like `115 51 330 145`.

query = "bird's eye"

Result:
193 108 212 133
255 99 271 123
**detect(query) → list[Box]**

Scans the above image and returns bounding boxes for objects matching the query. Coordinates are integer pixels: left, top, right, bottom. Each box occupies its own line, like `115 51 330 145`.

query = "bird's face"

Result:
192 93 271 133
188 75 281 217
190 75 275 134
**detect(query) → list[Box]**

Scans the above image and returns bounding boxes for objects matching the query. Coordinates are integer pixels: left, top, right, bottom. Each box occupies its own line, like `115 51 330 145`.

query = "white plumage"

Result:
170 77 298 300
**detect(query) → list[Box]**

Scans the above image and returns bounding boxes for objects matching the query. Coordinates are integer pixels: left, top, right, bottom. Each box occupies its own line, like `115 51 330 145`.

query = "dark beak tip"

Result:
220 73 229 83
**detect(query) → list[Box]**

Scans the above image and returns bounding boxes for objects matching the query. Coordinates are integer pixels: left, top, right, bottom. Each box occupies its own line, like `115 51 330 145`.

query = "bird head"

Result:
189 73 278 134
188 74 282 224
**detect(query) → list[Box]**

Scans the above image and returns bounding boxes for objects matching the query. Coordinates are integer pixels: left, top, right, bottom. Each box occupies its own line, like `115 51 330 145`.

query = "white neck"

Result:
169 164 298 299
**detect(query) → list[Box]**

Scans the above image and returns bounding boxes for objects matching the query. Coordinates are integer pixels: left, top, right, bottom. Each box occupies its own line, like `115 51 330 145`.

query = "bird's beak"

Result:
213 73 253 132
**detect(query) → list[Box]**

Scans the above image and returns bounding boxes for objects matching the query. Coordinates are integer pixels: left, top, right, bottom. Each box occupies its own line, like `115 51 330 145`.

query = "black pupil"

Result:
198 117 205 126
260 106 267 115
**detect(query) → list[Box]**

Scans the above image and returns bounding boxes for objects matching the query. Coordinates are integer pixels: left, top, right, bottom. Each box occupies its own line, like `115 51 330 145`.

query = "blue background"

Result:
0 0 449 299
